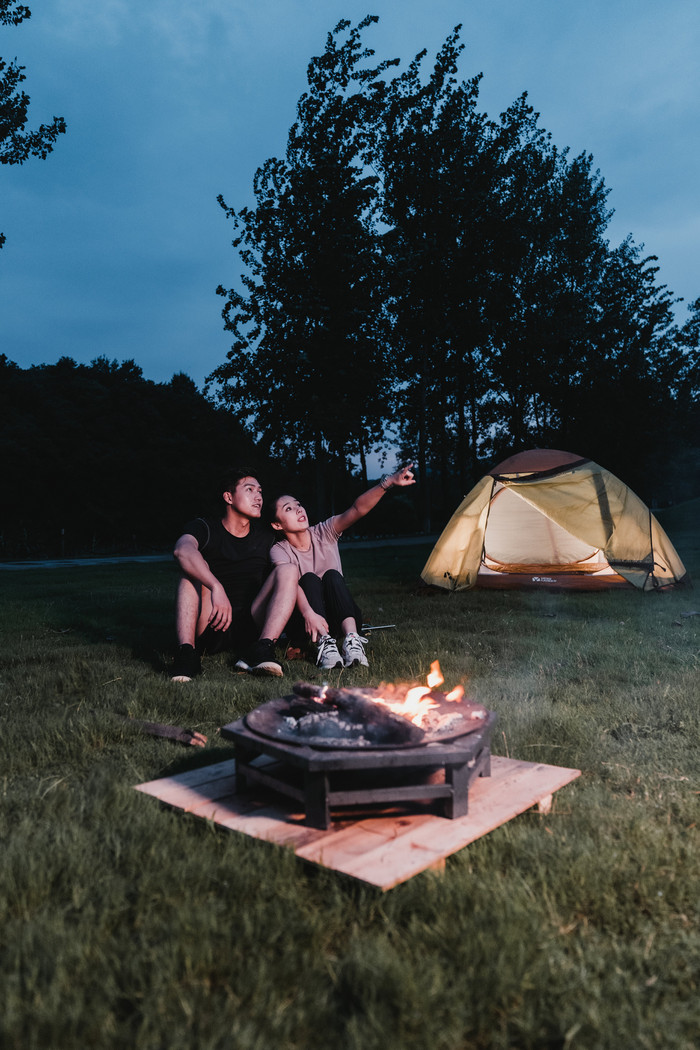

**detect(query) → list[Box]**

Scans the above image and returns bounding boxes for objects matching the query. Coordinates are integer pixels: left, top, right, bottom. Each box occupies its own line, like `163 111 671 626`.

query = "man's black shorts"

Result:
196 609 258 656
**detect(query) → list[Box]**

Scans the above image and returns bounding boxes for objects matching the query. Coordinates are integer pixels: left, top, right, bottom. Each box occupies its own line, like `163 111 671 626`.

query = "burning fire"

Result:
372 660 466 729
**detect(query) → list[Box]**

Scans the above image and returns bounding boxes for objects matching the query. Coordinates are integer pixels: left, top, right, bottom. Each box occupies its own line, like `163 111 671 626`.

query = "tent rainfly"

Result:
421 449 688 592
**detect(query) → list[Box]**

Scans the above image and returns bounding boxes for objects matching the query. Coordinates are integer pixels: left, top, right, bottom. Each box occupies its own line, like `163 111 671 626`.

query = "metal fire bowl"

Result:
244 694 492 751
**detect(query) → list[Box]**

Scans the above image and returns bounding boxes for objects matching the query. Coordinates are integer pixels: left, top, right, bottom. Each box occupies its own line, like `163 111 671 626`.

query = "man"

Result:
170 470 297 681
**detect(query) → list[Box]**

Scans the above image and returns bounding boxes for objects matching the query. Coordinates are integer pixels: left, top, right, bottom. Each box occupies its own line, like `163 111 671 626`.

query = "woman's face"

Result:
272 495 309 533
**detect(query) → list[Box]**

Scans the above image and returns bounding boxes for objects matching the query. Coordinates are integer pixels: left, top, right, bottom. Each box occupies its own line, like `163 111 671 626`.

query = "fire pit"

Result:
220 667 496 828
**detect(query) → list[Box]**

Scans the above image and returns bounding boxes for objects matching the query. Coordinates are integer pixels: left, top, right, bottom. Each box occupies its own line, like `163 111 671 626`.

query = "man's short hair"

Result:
221 468 258 500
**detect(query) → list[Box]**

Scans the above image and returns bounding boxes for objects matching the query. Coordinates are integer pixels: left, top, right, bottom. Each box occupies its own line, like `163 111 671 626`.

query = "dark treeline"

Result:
0 355 283 558
211 17 700 527
0 354 418 559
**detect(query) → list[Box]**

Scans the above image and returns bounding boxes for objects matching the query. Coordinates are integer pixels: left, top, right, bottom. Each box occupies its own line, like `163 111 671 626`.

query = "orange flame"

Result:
371 661 466 728
426 660 444 689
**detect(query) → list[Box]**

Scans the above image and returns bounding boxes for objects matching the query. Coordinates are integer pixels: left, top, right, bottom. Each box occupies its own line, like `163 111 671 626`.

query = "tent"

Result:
421 449 688 592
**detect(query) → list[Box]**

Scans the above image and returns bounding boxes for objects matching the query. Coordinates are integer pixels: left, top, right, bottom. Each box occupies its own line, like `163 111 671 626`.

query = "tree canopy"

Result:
0 0 66 247
212 17 699 524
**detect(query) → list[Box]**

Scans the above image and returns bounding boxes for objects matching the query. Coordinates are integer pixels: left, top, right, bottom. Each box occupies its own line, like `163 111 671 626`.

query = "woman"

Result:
268 465 416 669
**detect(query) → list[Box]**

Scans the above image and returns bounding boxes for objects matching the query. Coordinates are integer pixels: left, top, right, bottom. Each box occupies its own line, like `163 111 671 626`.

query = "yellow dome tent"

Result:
421 449 688 592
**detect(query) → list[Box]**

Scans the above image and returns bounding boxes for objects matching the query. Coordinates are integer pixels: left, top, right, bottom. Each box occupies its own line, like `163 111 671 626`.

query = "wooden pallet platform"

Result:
135 755 580 890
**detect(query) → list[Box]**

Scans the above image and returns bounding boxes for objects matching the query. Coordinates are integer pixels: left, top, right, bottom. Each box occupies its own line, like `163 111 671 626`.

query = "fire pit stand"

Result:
220 706 496 829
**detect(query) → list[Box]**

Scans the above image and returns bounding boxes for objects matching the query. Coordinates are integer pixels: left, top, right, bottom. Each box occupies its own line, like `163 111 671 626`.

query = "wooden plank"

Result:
187 798 319 848
295 813 447 887
321 762 580 889
400 757 580 851
134 755 580 890
135 773 239 811
135 759 237 795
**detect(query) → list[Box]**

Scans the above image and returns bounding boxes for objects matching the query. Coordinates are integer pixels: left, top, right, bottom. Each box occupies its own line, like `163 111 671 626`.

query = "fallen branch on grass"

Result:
117 715 207 747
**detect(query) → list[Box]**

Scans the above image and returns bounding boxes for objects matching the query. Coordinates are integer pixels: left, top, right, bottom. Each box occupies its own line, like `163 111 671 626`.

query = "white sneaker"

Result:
342 633 369 667
316 634 343 669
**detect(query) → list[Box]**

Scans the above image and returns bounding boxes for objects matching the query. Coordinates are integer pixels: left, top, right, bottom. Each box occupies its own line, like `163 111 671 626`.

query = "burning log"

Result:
293 677 487 737
291 682 425 746
244 666 488 752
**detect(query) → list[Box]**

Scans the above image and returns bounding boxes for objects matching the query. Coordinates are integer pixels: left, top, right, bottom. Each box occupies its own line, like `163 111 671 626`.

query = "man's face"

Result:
225 476 262 518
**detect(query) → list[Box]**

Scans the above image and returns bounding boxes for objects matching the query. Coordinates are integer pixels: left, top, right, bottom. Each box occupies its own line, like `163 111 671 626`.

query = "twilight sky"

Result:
2 0 699 391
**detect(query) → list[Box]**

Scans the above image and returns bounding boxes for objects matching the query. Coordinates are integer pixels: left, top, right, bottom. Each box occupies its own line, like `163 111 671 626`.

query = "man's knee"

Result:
275 563 298 588
256 564 296 607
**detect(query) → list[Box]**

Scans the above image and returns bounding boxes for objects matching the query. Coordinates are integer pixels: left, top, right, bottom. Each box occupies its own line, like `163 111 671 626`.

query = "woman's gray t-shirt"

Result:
269 518 342 579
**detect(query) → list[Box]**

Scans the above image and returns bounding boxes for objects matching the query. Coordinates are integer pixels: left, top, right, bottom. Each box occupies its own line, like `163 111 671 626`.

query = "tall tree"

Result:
378 35 577 523
486 140 613 451
378 28 504 526
0 1 66 247
562 238 684 494
211 17 398 510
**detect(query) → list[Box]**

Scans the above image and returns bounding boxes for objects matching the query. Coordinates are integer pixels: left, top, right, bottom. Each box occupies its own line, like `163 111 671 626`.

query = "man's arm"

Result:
332 464 416 534
173 534 232 632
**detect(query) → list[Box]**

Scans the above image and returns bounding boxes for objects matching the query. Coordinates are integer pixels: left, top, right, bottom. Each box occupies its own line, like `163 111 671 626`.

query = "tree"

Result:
211 17 398 510
211 17 699 521
378 30 690 515
484 140 613 453
377 36 573 524
561 238 687 497
1 0 66 246
378 28 495 526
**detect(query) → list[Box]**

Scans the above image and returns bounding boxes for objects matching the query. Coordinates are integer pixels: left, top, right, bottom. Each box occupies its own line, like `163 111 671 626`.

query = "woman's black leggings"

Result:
286 569 362 644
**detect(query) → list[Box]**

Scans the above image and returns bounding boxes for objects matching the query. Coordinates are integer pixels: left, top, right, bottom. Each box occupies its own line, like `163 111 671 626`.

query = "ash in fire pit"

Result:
244 671 489 751
246 687 425 749
283 710 375 746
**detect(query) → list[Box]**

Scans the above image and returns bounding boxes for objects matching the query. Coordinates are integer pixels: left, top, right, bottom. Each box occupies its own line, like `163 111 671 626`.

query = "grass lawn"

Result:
1 507 698 1050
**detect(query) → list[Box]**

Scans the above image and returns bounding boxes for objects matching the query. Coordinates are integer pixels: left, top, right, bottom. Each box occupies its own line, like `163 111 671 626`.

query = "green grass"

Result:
1 519 698 1050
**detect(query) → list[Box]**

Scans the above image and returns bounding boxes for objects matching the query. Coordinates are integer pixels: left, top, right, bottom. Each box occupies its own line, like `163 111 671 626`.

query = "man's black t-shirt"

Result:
181 517 276 613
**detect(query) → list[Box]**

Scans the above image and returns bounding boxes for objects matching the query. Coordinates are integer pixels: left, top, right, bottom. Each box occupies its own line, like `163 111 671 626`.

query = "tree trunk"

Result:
456 367 469 497
418 381 430 532
469 386 479 477
358 435 368 487
314 434 326 520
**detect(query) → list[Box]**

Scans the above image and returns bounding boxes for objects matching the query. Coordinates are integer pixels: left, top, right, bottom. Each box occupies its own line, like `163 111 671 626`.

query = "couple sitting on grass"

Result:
171 463 415 681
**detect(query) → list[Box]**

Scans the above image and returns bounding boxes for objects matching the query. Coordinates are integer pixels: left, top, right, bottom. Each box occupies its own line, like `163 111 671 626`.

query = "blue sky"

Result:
2 0 699 392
